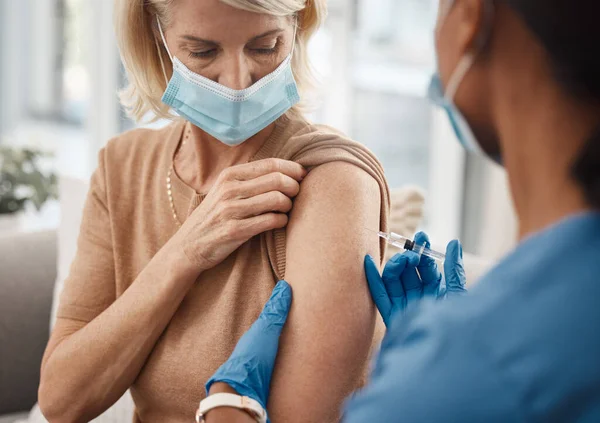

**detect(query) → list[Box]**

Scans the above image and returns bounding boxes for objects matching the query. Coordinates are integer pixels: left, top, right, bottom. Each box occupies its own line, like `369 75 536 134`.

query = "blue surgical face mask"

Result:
156 19 300 146
427 56 484 156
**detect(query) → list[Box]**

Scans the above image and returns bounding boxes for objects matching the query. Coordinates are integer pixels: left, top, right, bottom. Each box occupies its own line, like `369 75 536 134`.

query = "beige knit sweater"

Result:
56 114 390 422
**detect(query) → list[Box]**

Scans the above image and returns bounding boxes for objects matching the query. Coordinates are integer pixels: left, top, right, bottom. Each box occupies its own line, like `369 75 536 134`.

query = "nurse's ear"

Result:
435 0 491 91
436 0 488 58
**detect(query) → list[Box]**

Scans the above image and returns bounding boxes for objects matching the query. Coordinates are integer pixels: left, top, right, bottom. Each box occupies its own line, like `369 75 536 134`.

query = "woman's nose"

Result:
217 55 253 90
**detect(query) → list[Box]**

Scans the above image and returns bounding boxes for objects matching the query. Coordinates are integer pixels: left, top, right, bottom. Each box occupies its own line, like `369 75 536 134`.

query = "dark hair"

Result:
505 0 600 208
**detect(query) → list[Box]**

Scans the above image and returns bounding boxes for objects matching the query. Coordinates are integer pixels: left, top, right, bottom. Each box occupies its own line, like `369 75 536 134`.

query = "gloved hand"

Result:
365 232 467 327
206 280 292 412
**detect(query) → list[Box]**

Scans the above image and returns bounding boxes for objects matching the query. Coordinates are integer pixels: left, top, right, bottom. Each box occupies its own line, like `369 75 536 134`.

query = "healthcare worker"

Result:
200 0 600 421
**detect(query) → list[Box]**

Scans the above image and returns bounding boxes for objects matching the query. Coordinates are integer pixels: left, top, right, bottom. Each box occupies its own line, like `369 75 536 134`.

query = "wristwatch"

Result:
196 393 268 423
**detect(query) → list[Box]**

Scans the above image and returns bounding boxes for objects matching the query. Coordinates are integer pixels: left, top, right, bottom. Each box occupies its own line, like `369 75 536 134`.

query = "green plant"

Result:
0 146 58 215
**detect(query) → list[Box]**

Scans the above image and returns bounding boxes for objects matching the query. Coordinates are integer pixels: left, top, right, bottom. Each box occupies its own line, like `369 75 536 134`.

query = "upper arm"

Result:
342 306 525 423
267 161 383 423
42 148 116 370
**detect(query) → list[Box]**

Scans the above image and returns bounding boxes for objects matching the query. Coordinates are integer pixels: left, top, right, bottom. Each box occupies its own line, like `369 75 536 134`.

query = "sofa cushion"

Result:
0 230 56 415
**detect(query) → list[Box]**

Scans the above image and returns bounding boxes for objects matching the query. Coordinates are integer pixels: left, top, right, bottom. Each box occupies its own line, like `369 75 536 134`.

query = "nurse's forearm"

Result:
38 244 199 423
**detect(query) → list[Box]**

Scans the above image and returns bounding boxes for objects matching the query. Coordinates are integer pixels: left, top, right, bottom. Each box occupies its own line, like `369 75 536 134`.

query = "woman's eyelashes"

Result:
188 49 217 59
187 39 282 60
249 46 278 56
247 38 281 56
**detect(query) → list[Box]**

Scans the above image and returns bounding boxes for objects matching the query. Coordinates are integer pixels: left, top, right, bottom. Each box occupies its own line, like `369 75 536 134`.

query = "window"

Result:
351 0 436 190
0 0 90 128
0 0 121 177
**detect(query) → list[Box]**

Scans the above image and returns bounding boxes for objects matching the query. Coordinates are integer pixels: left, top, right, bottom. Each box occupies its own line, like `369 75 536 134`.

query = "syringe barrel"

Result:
388 232 414 251
419 246 446 261
409 241 446 262
382 232 446 261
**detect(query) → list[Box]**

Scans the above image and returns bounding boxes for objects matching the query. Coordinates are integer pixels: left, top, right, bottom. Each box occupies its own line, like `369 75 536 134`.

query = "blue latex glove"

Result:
206 280 292 412
365 232 467 327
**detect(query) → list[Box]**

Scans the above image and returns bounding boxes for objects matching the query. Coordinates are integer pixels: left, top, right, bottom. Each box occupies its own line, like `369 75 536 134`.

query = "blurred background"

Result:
0 0 518 420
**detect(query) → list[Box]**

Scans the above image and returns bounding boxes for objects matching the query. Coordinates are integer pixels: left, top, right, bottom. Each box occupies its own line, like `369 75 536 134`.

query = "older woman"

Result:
38 0 390 422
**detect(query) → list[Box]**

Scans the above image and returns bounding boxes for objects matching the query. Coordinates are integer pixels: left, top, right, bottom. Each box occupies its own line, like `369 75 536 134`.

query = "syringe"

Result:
376 231 446 262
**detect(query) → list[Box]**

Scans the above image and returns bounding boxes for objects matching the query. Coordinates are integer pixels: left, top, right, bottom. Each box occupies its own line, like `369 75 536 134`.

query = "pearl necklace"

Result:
167 126 191 228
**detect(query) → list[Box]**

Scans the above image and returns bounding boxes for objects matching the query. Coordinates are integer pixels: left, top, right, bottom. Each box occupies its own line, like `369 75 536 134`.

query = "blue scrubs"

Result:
343 212 600 422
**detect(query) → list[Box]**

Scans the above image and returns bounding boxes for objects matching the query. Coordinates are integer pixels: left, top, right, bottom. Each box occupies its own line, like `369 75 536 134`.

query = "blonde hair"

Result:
114 0 327 122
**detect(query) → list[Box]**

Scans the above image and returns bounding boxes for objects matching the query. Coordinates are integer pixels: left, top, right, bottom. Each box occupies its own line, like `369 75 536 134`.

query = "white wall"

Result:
477 163 518 260
462 154 518 260
427 108 467 246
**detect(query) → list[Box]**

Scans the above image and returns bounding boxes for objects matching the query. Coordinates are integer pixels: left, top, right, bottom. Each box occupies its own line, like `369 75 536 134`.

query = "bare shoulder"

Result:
286 161 381 260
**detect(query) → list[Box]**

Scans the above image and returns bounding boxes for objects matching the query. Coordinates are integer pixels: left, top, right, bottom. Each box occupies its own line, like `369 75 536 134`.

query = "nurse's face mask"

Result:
156 17 300 147
428 0 502 164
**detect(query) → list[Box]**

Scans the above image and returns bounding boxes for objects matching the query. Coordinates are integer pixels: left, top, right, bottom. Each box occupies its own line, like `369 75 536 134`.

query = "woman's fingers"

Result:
235 191 294 218
237 213 289 239
443 240 468 296
237 171 301 199
221 158 307 182
365 255 394 327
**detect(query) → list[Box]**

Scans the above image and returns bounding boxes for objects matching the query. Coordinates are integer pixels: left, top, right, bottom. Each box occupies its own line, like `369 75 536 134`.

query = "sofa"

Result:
0 177 493 423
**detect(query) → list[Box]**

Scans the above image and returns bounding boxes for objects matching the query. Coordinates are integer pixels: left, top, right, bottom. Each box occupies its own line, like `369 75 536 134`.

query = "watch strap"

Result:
196 393 267 423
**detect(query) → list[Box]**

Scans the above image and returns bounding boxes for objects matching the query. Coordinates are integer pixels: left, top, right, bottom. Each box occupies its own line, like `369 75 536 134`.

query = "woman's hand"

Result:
206 281 293 412
171 159 306 273
365 232 467 327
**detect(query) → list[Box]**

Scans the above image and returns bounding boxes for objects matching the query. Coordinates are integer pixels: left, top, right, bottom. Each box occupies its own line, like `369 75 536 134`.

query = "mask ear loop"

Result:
444 54 475 101
290 15 298 59
155 16 174 86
